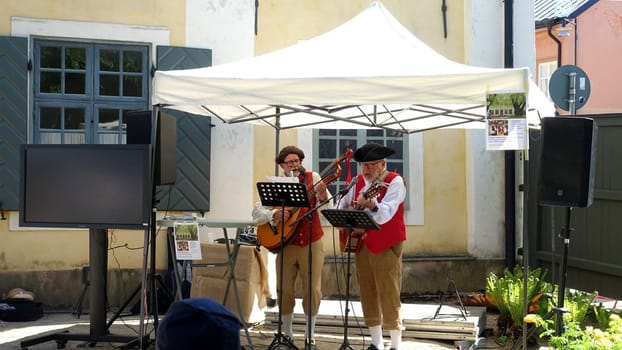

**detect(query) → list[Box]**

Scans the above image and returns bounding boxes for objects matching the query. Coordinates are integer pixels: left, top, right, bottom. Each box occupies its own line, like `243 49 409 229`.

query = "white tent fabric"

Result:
153 1 554 133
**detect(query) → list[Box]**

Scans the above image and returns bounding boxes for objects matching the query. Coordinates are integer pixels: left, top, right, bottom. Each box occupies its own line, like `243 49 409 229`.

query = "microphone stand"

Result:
257 181 308 350
320 199 380 350
289 196 333 350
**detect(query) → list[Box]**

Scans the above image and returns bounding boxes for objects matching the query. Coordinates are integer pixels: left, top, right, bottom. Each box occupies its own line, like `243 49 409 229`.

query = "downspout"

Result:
547 19 562 67
504 0 516 269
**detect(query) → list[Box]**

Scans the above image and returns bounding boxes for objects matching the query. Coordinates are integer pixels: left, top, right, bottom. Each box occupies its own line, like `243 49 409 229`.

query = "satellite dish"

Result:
549 65 591 112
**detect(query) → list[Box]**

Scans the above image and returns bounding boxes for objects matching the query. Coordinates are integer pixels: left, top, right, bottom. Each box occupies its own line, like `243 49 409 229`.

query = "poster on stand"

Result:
173 222 202 260
486 92 528 151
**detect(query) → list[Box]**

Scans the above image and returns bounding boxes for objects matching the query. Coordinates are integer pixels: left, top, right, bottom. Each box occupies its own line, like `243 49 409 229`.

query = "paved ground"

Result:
0 310 510 350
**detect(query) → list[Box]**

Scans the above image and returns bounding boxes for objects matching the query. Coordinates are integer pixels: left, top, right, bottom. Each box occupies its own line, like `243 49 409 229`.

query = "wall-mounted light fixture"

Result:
556 18 576 38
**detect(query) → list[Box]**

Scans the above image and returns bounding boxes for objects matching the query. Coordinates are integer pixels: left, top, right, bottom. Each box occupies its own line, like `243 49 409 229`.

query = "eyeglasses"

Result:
360 160 383 168
282 159 301 166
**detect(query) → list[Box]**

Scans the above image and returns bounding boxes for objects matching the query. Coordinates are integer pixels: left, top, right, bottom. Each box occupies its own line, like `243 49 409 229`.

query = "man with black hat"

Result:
336 143 407 350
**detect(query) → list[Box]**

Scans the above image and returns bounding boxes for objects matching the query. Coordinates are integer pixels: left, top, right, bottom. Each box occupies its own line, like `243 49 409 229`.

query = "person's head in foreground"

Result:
157 297 242 350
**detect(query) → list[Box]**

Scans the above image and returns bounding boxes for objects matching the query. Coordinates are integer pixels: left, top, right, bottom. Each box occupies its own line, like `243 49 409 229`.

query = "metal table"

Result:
157 218 258 349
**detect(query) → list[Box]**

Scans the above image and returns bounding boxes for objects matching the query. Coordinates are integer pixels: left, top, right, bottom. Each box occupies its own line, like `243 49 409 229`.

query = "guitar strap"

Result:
290 171 314 233
378 170 389 184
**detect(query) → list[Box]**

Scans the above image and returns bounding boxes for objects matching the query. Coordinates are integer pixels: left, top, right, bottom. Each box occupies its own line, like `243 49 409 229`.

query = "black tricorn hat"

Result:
353 143 395 162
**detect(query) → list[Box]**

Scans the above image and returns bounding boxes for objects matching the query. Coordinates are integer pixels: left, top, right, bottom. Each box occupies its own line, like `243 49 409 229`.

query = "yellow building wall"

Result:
1 0 472 274
0 0 186 45
252 0 469 256
0 0 187 272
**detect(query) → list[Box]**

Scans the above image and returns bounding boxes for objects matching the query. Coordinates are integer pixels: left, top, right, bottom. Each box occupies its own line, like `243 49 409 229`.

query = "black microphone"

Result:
338 177 358 197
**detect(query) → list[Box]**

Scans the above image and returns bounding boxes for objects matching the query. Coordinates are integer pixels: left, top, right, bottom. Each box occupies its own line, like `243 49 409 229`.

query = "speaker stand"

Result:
555 206 573 336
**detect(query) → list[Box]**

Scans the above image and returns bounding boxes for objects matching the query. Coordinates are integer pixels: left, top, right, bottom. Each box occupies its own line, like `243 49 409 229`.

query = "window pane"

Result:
123 51 143 73
366 129 384 137
65 47 86 69
319 161 332 172
65 132 86 144
99 109 121 130
123 76 142 97
40 107 61 129
65 73 86 94
100 74 120 96
40 72 61 93
386 140 403 159
40 132 62 144
387 162 403 175
99 133 120 144
319 139 336 158
100 49 120 72
339 139 357 153
40 46 61 68
319 129 336 136
386 130 402 138
65 108 86 130
340 129 357 137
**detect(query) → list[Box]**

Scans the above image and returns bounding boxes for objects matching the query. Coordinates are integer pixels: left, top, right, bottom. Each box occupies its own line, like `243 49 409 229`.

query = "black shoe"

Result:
366 345 379 350
266 297 277 308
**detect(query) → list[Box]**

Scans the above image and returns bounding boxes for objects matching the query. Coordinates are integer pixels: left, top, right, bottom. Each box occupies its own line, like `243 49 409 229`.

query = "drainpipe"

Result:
504 0 516 269
547 19 562 68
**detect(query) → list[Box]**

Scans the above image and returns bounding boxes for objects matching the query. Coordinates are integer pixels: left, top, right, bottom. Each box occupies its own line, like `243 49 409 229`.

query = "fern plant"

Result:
563 290 597 325
486 265 554 339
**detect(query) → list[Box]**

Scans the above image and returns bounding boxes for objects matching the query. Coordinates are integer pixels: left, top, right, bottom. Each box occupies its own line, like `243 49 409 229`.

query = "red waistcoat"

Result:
355 172 406 254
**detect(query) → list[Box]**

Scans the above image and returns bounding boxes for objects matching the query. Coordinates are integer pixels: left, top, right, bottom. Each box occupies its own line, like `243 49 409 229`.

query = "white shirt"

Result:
336 173 406 225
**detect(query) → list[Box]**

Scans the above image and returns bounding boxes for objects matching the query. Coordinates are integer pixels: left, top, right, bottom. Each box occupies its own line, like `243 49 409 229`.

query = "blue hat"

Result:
157 298 241 350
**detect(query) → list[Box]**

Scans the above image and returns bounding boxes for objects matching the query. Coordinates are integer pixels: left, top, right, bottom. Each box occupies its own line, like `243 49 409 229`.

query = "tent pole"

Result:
274 109 281 176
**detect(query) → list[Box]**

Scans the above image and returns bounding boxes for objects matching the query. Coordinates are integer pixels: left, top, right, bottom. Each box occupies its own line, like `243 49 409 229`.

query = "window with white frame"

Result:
538 61 557 101
33 40 150 144
315 128 407 203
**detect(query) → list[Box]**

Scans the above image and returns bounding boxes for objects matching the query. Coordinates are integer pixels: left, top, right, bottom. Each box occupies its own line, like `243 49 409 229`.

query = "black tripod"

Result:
106 210 175 333
257 182 309 350
321 209 379 350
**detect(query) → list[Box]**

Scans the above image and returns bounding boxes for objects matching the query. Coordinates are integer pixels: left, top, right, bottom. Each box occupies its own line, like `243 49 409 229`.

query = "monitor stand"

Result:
20 229 147 349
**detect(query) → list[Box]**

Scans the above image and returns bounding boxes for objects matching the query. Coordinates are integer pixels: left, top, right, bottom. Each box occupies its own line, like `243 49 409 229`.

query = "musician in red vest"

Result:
337 143 407 350
252 145 331 349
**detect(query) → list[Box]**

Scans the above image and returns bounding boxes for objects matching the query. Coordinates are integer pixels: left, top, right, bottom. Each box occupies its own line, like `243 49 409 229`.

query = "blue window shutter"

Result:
0 36 28 210
155 46 212 212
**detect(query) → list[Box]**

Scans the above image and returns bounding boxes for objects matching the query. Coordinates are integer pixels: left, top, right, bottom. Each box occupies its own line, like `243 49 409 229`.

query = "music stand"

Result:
321 209 379 350
257 182 310 350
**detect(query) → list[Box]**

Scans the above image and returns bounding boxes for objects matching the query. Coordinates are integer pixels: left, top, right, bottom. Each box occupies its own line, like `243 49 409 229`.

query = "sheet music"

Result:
266 175 299 183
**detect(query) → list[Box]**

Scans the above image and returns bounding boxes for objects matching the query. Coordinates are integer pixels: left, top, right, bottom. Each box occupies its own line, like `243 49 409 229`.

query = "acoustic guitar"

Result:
339 180 386 253
257 149 353 251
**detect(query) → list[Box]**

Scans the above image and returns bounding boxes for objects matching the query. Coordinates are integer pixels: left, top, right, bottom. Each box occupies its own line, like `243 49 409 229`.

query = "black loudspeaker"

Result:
154 111 177 185
537 117 597 207
126 110 177 185
126 111 152 145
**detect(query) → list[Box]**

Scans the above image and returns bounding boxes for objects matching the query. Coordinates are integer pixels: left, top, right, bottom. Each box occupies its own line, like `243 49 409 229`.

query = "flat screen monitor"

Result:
20 144 152 229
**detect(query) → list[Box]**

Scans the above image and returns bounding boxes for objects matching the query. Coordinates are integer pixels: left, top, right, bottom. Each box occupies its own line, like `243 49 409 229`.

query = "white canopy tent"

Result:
152 1 554 132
